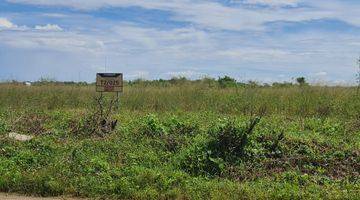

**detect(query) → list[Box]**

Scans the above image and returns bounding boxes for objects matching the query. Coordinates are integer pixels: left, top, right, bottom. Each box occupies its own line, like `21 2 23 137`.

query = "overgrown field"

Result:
0 84 359 199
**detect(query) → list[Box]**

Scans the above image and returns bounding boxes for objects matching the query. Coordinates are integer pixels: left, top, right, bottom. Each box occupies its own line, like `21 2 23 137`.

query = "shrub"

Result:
177 117 261 176
296 77 308 86
69 111 118 137
258 131 285 158
176 134 225 176
218 76 237 88
208 117 261 162
141 114 167 137
166 116 200 136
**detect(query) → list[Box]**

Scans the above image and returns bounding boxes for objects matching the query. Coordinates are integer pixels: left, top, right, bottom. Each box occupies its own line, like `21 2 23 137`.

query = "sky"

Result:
0 0 360 84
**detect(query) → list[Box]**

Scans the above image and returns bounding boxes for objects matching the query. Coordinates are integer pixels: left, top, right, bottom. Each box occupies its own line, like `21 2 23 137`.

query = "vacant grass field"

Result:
0 83 359 199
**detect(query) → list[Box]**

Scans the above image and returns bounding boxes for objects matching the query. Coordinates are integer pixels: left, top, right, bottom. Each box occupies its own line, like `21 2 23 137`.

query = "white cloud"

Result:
35 24 63 31
0 31 104 54
217 48 293 61
0 18 16 29
313 71 327 77
1 1 360 83
0 18 63 32
0 18 28 31
164 70 205 79
127 70 150 79
241 0 300 7
7 0 360 31
1 19 358 82
6 0 186 10
42 13 68 18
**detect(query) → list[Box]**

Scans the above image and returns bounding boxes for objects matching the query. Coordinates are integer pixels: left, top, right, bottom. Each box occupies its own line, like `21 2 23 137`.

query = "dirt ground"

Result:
0 193 82 200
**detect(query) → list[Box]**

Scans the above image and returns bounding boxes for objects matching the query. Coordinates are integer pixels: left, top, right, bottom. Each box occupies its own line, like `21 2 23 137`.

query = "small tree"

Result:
296 77 307 86
169 76 188 85
218 76 237 88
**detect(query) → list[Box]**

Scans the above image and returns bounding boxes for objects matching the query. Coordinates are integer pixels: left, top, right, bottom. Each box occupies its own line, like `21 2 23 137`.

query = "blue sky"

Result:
0 0 360 84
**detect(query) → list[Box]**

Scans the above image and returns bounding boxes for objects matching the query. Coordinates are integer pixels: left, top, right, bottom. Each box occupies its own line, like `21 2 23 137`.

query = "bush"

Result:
177 117 261 176
208 117 261 162
141 114 167 136
141 116 200 152
166 116 200 136
218 76 237 88
176 134 225 176
69 110 118 137
296 77 308 86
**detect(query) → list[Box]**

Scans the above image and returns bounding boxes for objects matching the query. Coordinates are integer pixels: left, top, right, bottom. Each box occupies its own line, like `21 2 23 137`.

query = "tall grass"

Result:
0 84 359 118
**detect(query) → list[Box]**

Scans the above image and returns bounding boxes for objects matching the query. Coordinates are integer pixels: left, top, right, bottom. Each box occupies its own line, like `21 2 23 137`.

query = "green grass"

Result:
0 84 359 199
1 84 360 118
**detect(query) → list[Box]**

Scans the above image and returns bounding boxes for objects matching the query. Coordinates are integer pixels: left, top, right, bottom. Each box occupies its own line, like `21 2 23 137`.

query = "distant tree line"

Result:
127 75 309 88
0 78 88 86
1 75 311 88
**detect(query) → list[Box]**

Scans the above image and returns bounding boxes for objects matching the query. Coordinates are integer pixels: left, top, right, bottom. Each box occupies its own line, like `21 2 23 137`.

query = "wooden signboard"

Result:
96 73 123 92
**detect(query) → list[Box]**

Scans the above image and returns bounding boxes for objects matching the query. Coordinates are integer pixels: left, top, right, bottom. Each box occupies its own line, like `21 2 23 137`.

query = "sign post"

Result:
96 73 123 93
96 73 123 111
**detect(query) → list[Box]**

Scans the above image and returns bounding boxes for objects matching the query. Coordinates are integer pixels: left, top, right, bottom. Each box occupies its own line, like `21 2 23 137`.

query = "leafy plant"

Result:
141 114 167 136
178 117 261 176
166 116 200 136
208 117 261 162
176 135 225 176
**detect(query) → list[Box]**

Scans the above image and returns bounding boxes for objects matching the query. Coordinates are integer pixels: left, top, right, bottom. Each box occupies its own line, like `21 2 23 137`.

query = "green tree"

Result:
218 76 237 88
169 76 188 85
296 77 308 86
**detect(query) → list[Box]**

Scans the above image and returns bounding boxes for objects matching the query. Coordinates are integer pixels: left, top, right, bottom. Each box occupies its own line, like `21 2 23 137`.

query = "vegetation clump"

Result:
208 117 261 162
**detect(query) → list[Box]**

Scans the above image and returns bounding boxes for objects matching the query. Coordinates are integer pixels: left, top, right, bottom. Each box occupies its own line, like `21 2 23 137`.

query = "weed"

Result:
141 114 167 136
208 117 261 162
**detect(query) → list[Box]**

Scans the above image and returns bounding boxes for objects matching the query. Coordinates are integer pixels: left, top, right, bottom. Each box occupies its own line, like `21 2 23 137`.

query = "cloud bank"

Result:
0 0 359 84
